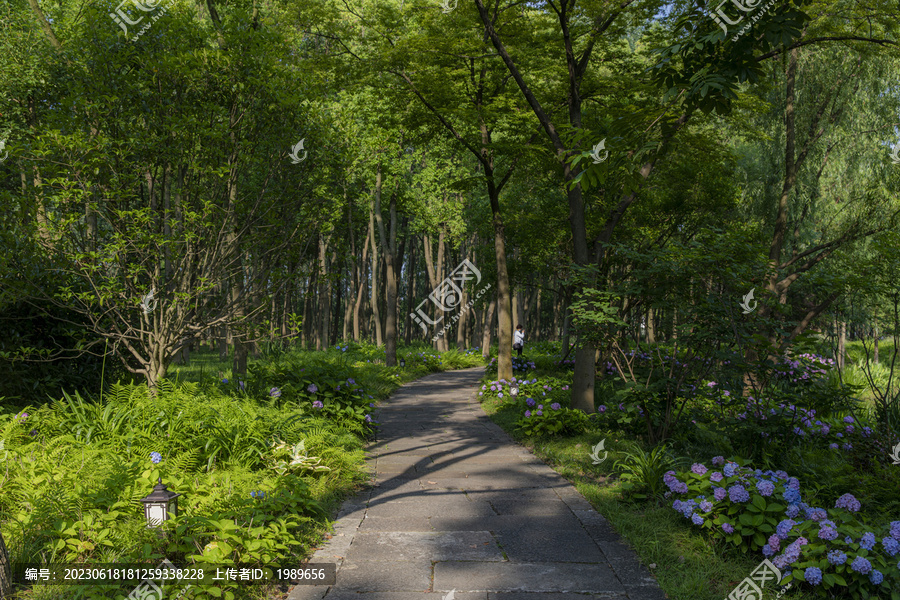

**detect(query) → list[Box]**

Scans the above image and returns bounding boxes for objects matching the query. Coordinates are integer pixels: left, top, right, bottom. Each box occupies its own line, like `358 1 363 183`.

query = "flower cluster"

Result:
664 457 900 593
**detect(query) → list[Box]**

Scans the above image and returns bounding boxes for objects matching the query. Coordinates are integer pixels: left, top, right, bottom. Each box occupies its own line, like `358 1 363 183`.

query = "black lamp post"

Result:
139 478 181 528
400 359 405 367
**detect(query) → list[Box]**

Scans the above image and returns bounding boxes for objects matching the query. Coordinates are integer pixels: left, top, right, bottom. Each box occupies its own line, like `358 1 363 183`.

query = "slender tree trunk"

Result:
405 240 417 344
317 236 331 351
838 319 847 370
369 206 383 346
354 218 373 342
482 292 497 359
374 163 399 366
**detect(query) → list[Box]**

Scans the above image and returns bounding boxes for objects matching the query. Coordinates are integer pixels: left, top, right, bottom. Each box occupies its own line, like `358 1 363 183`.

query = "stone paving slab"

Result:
285 367 667 600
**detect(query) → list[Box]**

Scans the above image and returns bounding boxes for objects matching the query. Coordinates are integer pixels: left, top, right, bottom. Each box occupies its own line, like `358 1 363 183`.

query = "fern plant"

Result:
613 441 679 501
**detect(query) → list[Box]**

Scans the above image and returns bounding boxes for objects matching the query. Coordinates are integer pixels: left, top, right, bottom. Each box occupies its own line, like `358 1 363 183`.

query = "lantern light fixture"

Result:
139 478 181 528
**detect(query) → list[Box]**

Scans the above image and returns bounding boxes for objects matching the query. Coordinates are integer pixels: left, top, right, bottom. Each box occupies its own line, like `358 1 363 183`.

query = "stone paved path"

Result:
287 367 667 600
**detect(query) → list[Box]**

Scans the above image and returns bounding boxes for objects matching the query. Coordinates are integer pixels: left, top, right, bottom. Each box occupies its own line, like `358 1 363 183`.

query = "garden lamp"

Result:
400 359 405 367
139 478 181 528
510 385 519 396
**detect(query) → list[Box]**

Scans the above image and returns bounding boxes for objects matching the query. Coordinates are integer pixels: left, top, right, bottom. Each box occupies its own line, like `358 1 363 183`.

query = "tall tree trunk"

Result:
317 235 331 351
369 206 383 346
374 163 399 366
405 240 417 344
838 319 847 371
647 307 656 344
354 218 373 342
482 292 497 359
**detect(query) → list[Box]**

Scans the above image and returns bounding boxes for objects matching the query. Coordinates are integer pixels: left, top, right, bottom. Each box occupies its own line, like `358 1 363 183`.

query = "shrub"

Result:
664 457 900 596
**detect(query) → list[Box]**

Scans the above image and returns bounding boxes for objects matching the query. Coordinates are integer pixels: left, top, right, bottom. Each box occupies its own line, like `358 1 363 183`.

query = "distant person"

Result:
513 324 525 357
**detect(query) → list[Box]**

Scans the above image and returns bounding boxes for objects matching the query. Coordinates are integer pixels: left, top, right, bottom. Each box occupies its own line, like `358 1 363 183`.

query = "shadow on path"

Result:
286 367 667 600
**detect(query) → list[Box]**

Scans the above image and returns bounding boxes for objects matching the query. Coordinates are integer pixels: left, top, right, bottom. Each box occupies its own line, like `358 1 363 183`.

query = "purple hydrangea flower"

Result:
312 400 324 409
827 550 847 565
691 463 708 475
150 452 162 464
804 567 822 585
728 485 750 503
722 522 734 534
843 416 855 423
835 493 861 512
699 500 713 512
768 534 781 552
829 443 839 450
817 524 838 541
723 462 738 477
598 405 607 413
891 521 900 541
785 504 800 519
550 403 561 410
691 513 704 526
526 398 536 407
806 508 827 521
756 480 775 497
524 410 531 418
269 387 281 398
711 456 725 466
307 384 318 393
535 410 543 416
713 487 727 501
710 472 723 482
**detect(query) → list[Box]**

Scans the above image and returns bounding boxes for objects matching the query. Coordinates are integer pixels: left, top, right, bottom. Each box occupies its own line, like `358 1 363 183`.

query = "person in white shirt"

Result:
513 324 525 357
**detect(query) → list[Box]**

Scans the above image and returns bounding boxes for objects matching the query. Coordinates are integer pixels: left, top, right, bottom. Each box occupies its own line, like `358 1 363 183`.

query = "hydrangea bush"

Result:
665 457 900 596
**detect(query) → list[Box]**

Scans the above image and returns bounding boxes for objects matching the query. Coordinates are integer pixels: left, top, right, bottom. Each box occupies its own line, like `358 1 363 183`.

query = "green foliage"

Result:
514 406 592 438
613 442 680 501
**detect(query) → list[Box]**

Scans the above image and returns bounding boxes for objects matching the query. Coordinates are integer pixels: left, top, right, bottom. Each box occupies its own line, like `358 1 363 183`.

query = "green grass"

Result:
477 387 819 600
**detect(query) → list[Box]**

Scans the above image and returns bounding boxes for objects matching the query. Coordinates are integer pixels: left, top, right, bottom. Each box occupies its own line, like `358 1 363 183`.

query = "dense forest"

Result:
1 0 899 598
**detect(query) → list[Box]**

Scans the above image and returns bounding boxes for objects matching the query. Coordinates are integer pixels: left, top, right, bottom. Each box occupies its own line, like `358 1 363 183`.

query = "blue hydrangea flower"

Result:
307 384 318 393
785 504 800 518
699 500 713 512
526 398 536 407
850 556 872 574
860 532 876 550
817 524 838 541
524 410 531 418
882 537 900 557
150 452 162 464
804 567 822 585
691 513 704 526
269 387 281 398
711 456 725 466
722 522 734 534
550 403 561 410
826 550 847 565
723 463 737 477
713 487 726 501
782 487 801 504
870 570 884 585
761 545 774 557
776 520 795 540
